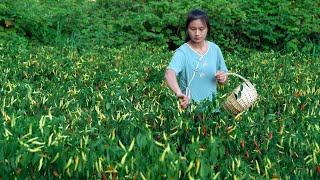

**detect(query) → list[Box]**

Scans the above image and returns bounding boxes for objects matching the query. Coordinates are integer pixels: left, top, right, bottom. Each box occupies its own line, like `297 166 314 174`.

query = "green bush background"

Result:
1 0 319 54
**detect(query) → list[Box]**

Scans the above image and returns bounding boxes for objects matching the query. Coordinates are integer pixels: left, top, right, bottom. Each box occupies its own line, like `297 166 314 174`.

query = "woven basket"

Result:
223 73 258 115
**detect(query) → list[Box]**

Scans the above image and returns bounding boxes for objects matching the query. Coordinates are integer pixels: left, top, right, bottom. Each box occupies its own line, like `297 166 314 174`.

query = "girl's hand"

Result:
176 93 190 109
215 70 227 83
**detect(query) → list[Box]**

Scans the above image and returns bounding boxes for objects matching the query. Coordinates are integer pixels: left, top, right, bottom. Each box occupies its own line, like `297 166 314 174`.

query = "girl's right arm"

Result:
164 69 189 108
164 69 182 95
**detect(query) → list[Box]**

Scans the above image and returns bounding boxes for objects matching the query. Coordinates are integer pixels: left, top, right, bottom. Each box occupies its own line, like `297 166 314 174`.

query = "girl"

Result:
165 9 228 110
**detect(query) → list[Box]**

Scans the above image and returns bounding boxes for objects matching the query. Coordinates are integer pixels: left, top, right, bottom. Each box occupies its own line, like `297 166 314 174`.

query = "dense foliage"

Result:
0 0 319 179
0 43 319 179
0 0 319 54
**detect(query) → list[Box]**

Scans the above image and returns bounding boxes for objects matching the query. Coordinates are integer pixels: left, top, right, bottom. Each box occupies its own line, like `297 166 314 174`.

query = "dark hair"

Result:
184 9 211 43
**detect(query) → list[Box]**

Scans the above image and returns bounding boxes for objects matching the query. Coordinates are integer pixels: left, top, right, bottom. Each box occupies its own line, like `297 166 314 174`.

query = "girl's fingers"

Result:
215 70 224 75
179 96 190 108
215 71 226 81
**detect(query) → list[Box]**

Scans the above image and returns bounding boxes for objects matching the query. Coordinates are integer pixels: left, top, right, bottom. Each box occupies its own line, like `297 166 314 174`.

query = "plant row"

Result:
0 43 319 179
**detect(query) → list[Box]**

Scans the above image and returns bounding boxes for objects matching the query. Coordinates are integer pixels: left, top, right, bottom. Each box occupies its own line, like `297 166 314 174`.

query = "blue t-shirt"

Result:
167 41 228 102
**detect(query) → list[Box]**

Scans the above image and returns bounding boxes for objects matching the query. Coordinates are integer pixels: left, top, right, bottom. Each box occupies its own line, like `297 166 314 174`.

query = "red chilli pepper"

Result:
201 144 206 149
16 169 22 175
88 115 91 123
101 172 107 180
316 165 320 174
30 170 34 178
241 140 245 149
246 151 250 158
112 172 117 180
201 125 207 136
278 124 283 134
254 141 262 155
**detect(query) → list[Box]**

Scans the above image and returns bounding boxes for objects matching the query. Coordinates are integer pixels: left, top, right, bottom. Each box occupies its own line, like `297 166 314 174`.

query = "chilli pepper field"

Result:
0 43 319 179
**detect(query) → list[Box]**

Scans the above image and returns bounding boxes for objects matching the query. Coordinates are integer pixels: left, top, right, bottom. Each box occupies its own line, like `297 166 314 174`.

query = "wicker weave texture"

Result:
223 78 258 115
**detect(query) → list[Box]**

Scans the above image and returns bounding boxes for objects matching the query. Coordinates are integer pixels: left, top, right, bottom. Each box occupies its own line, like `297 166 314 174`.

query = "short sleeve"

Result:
167 49 185 76
217 47 228 73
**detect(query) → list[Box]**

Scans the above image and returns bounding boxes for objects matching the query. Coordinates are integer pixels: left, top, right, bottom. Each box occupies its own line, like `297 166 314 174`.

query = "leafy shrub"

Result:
0 0 319 53
0 0 95 46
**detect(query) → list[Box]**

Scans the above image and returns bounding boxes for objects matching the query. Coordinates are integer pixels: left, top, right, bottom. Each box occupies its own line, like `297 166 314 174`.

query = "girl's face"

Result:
187 19 208 43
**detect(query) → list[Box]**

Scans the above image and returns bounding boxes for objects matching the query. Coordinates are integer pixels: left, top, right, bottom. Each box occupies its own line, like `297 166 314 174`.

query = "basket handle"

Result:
226 73 248 82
